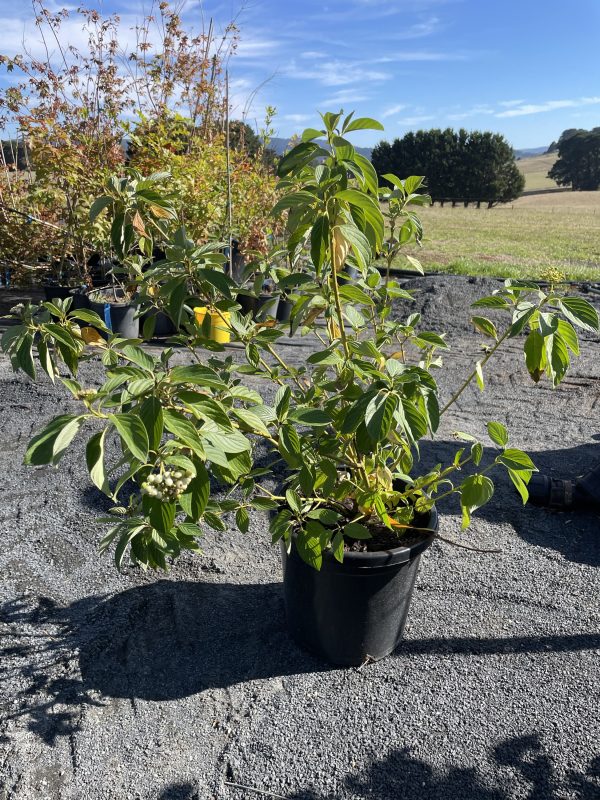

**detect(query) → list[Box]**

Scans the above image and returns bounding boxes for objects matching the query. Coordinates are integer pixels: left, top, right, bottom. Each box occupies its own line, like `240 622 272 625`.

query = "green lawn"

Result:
395 193 600 281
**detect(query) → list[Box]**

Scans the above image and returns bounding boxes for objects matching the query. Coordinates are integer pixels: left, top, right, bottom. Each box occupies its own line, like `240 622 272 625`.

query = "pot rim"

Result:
280 504 438 569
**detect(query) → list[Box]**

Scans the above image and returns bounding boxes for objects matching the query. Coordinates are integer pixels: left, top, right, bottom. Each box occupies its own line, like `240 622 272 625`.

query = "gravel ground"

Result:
1 276 599 800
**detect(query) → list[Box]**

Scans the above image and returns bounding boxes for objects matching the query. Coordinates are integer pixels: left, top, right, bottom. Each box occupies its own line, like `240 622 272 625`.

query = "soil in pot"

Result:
88 287 139 339
280 506 438 666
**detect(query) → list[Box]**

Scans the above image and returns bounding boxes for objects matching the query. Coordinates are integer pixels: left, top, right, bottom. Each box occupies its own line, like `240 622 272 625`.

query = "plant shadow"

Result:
420 439 600 567
0 580 328 745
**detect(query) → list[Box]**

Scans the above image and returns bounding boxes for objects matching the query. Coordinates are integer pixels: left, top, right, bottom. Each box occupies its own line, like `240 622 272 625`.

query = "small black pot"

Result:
140 310 176 338
280 506 437 666
88 289 139 339
276 298 293 323
255 294 279 321
43 285 90 311
237 293 280 321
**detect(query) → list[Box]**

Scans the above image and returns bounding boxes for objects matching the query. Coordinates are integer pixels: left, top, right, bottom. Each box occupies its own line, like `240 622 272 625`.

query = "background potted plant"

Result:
88 171 177 338
3 111 598 667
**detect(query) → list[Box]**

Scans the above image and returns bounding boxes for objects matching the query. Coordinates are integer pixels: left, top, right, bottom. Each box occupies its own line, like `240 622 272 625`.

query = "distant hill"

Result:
514 146 549 159
269 136 372 160
516 152 559 192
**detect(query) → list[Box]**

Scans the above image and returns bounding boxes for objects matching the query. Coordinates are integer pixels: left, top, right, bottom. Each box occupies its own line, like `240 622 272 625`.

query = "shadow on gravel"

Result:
3 581 600 750
420 439 600 567
322 734 600 800
0 580 328 743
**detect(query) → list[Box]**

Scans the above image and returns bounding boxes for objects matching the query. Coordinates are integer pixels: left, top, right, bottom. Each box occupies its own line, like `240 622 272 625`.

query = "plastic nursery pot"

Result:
255 294 280 321
279 506 438 667
236 294 257 317
210 310 231 344
43 285 90 311
88 288 139 339
140 310 177 338
276 298 293 323
193 307 232 343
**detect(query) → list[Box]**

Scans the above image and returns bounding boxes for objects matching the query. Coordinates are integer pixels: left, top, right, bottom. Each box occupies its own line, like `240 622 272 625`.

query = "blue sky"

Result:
1 0 599 148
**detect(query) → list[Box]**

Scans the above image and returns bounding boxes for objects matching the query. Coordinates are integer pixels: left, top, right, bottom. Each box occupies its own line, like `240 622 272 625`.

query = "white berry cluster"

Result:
142 469 193 501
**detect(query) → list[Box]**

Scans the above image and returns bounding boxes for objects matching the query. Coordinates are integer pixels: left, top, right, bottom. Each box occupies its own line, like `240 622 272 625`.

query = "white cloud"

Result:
322 88 370 106
300 51 326 59
283 113 312 122
446 104 494 121
289 58 390 87
498 99 525 108
397 115 435 126
382 103 407 118
496 97 600 118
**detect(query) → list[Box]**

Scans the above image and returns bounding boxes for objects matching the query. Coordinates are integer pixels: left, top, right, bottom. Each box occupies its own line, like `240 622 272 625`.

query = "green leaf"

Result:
498 448 536 472
524 330 545 382
472 316 498 341
472 296 510 309
89 195 112 221
285 489 302 514
475 361 484 391
235 506 250 533
344 522 371 540
487 421 508 447
25 414 84 466
277 142 321 177
332 530 345 563
169 364 228 390
509 303 537 337
179 462 210 521
86 429 109 495
343 117 384 133
471 441 483 466
556 319 579 355
138 396 164 451
296 526 323 570
162 409 205 458
275 385 291 420
460 474 494 528
287 408 332 426
15 333 35 379
110 413 149 462
337 224 371 270
508 468 530 504
120 345 155 373
251 496 279 511
149 498 176 535
559 297 599 332
365 392 398 442
307 508 341 525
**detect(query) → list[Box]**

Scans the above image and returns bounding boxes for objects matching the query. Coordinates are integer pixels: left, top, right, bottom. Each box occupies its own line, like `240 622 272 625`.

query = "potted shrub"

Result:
3 111 598 667
87 171 177 338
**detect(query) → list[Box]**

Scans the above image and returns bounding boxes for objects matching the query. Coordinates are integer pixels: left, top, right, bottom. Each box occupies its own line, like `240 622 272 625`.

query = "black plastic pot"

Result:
280 506 437 666
237 293 280 321
276 298 293 323
43 285 90 311
255 294 279 321
140 310 176 338
88 289 139 339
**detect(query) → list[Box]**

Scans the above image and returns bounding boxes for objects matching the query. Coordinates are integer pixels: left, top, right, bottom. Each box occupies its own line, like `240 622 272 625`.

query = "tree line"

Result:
371 128 524 206
548 127 600 191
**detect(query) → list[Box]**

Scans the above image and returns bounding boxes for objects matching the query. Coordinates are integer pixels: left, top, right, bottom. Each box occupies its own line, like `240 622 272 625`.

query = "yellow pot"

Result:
210 310 231 344
194 306 208 326
193 306 231 343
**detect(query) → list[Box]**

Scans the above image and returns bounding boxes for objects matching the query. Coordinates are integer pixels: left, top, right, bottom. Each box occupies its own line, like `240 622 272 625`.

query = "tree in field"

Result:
548 128 600 190
371 128 524 205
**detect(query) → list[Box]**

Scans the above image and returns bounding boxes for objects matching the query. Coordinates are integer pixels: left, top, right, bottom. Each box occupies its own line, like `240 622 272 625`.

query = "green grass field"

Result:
517 152 560 192
397 190 600 281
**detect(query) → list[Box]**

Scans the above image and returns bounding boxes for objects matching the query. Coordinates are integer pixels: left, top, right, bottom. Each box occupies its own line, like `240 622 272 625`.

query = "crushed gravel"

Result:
0 275 599 800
